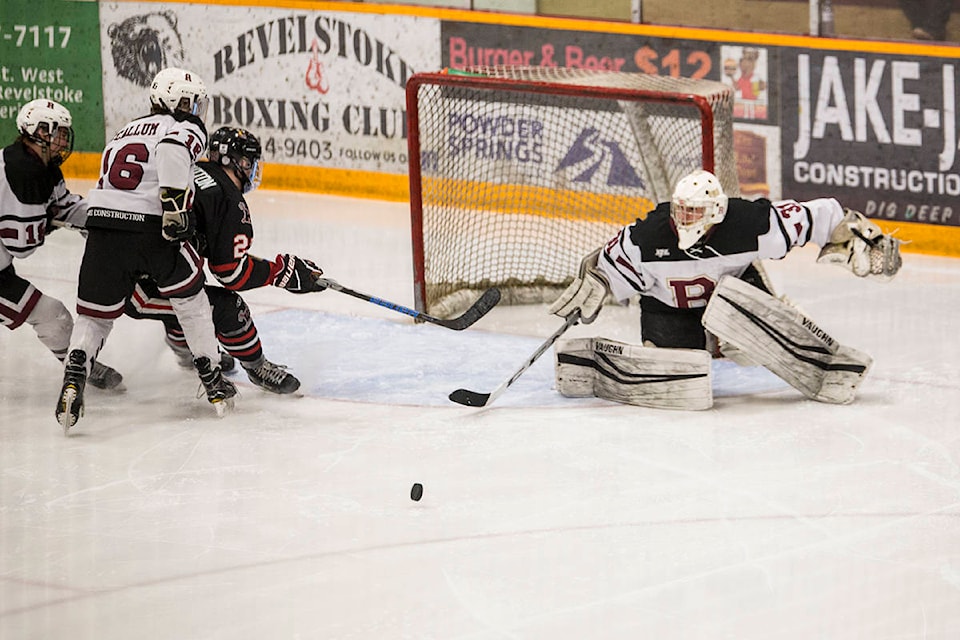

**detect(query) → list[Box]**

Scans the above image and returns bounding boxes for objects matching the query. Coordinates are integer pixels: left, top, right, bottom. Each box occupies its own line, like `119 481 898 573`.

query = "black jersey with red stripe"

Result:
191 161 278 291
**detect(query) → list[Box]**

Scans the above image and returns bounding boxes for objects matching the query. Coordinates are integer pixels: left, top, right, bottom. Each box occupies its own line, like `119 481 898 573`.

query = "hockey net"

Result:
406 66 739 318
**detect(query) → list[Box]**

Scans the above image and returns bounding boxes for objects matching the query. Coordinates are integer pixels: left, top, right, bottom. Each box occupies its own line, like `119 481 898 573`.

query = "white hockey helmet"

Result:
149 67 208 120
16 98 75 166
670 169 729 250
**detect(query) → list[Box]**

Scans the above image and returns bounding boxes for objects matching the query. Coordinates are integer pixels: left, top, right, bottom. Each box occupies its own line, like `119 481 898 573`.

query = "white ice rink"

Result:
2 183 960 639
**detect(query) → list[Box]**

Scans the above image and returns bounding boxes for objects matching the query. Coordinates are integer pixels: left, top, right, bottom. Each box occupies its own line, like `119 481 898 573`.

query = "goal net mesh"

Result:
408 66 739 318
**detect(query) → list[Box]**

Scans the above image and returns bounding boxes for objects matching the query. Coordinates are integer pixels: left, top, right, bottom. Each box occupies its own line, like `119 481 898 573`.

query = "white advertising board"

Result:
99 3 439 174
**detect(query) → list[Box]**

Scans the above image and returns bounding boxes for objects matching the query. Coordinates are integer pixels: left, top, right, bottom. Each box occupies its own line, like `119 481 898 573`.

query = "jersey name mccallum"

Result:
112 122 161 141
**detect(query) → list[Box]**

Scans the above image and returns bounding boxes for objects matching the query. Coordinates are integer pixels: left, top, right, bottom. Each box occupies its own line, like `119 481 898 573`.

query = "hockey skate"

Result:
56 350 87 435
88 360 124 391
166 337 236 372
193 356 237 417
244 358 301 395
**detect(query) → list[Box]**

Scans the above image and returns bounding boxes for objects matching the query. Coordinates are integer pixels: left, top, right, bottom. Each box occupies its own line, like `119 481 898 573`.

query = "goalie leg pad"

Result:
555 337 712 410
702 276 872 404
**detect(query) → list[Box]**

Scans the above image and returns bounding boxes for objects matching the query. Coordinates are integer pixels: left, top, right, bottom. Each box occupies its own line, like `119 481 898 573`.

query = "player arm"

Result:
46 187 88 230
598 226 648 303
209 248 277 291
157 125 206 241
548 226 644 324
757 198 843 259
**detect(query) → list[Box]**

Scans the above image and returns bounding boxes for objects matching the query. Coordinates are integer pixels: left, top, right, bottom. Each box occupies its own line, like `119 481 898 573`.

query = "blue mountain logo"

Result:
557 128 644 188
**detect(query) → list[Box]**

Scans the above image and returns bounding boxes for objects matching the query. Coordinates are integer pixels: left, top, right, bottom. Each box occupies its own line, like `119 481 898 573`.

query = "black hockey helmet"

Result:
208 127 263 193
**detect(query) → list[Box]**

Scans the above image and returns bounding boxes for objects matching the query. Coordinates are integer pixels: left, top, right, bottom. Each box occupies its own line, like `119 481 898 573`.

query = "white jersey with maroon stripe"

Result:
0 142 87 271
598 197 845 310
87 112 206 221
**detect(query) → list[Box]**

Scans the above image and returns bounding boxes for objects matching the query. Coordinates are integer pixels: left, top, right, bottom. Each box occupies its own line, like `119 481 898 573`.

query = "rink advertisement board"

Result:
98 3 438 175
780 48 960 227
0 0 103 153
439 20 785 200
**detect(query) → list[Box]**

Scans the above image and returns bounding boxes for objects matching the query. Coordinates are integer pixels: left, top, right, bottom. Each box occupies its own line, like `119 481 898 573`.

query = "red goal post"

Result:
406 66 739 319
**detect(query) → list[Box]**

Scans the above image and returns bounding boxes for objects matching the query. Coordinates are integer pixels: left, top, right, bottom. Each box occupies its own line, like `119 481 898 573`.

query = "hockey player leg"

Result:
26 294 124 390
555 337 712 410
57 314 117 432
702 276 872 404
169 290 237 414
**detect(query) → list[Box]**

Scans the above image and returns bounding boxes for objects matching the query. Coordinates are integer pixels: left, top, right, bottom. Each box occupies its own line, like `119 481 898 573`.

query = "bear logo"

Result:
108 11 185 87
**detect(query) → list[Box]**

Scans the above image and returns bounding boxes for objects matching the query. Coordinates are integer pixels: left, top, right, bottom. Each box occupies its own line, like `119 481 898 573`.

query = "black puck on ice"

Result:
410 483 423 501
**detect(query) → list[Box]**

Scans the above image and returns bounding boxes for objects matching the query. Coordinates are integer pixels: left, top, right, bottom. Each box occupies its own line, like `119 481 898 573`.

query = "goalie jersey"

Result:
598 197 845 313
190 161 278 291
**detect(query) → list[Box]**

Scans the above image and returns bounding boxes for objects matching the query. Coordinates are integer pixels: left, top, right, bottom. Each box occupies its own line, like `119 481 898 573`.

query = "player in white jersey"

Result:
0 99 123 389
551 169 903 350
56 68 235 433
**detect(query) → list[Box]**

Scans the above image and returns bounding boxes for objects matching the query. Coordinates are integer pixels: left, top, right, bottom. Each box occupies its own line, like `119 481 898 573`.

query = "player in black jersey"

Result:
551 169 903 351
0 99 123 390
125 127 326 394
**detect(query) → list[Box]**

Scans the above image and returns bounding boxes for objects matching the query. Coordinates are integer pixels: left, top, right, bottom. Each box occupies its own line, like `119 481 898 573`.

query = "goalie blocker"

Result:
702 276 872 404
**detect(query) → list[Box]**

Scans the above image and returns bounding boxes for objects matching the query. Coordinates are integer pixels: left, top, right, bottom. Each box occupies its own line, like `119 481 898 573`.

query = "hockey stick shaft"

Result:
315 277 500 330
449 312 581 407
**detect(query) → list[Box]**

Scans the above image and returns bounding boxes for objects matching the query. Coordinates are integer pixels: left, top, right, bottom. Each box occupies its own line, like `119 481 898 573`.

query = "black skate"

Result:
88 360 124 391
244 359 301 395
193 356 237 417
56 350 87 434
167 337 236 372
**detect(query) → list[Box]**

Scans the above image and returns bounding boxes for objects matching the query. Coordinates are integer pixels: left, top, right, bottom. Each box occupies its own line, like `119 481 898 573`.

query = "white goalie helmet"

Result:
149 67 209 120
16 98 75 166
670 169 729 250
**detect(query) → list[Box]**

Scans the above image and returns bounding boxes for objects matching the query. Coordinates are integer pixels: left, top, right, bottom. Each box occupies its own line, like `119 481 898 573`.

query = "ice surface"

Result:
2 185 959 639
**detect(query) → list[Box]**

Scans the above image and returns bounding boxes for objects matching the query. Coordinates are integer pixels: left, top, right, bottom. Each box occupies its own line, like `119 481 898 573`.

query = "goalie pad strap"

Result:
555 337 712 410
702 276 872 404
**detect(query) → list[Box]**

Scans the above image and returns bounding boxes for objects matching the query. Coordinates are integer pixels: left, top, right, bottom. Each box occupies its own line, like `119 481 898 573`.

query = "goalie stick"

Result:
449 312 581 407
314 277 501 330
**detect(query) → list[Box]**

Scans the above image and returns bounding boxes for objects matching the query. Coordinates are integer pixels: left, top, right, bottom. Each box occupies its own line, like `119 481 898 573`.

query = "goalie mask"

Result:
670 169 728 250
150 67 209 120
16 99 75 167
208 127 263 193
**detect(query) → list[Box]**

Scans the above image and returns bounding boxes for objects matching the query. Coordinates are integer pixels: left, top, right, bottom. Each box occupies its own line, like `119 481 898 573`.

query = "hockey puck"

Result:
410 483 423 501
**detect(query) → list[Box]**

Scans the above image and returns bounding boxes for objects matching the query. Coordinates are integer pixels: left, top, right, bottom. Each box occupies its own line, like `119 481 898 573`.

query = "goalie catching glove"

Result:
272 254 327 293
548 247 610 324
817 209 902 279
160 187 196 242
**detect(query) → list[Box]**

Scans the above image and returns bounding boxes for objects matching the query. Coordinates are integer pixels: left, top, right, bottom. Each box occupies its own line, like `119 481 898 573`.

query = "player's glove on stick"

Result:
273 254 327 294
817 209 902 279
548 247 610 324
160 187 196 242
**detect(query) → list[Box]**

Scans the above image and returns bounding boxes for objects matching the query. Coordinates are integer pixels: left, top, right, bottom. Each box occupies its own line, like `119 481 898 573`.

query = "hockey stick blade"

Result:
438 287 501 330
449 312 581 407
315 277 500 330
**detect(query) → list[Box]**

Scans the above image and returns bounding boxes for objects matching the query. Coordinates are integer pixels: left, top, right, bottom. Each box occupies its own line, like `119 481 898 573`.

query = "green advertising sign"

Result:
0 0 103 152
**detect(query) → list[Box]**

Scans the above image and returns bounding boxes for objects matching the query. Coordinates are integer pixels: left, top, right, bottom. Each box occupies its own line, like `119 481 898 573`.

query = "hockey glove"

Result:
160 187 196 242
272 254 327 294
548 247 610 324
817 209 902 279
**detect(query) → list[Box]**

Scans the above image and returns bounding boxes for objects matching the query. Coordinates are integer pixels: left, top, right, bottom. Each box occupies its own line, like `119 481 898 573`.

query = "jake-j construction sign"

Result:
782 49 960 227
